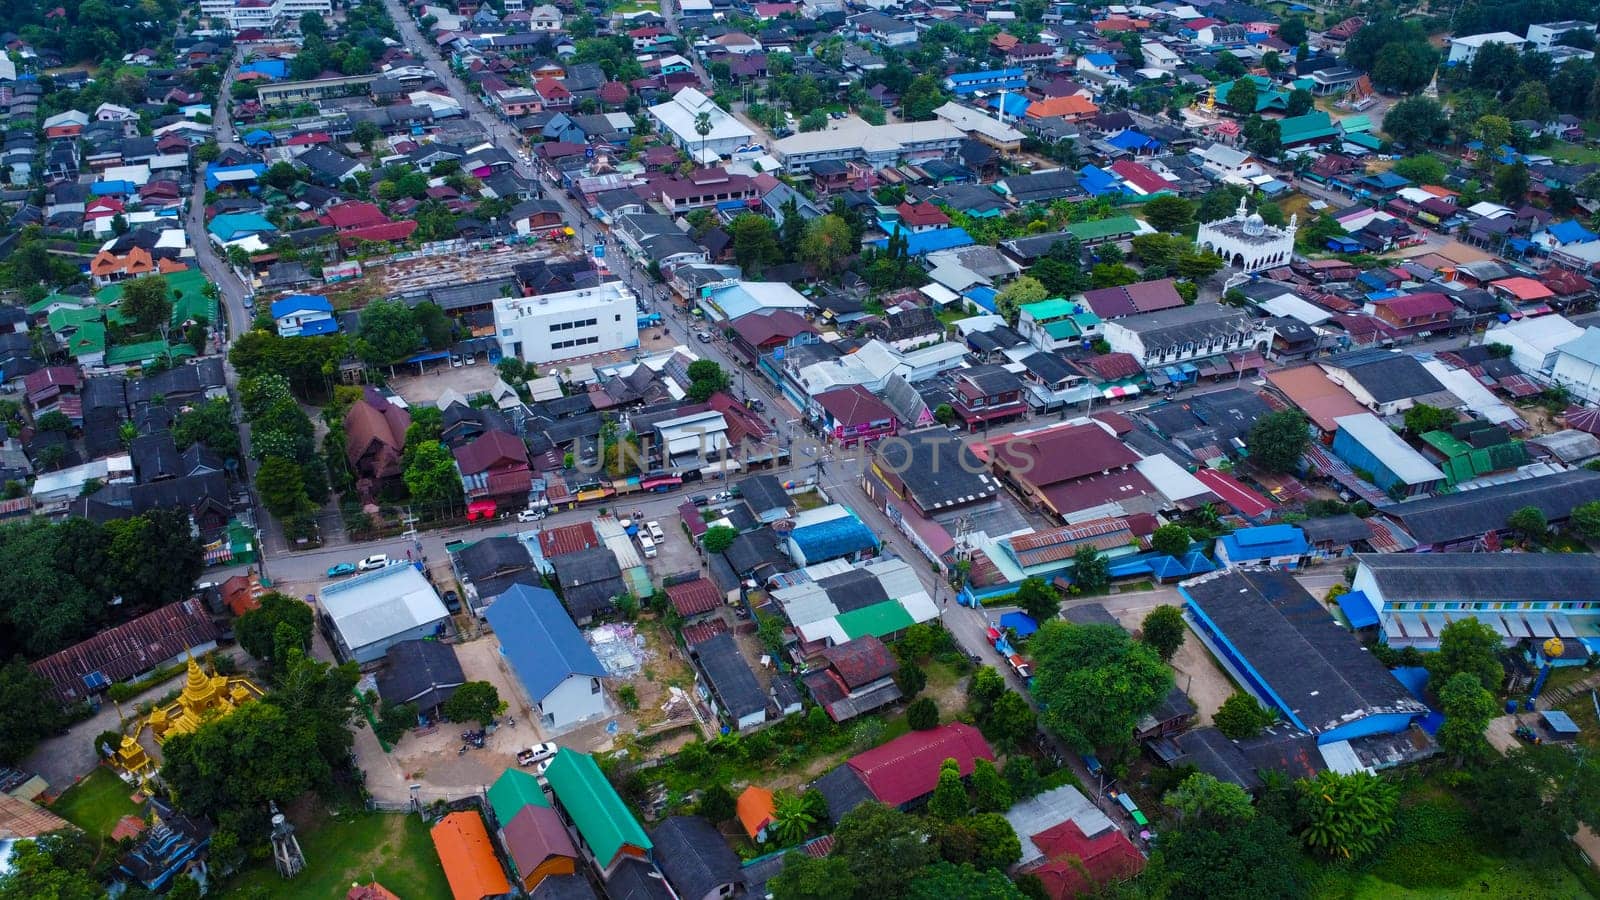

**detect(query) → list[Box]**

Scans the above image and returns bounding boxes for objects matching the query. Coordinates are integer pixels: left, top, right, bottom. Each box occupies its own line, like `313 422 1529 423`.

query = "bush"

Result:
1213 691 1277 739
94 730 124 759
908 697 939 730
618 685 639 711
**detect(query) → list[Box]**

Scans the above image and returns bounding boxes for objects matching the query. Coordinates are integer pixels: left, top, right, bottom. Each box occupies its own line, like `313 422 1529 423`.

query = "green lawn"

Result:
50 767 141 839
226 811 451 900
1551 141 1600 165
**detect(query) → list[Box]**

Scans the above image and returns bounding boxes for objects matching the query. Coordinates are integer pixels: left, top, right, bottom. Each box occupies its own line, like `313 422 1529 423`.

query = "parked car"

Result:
357 554 390 572
696 330 712 343
711 491 736 504
327 562 357 578
517 507 546 523
690 494 709 506
646 520 665 541
443 590 461 613
517 742 559 766
639 535 658 558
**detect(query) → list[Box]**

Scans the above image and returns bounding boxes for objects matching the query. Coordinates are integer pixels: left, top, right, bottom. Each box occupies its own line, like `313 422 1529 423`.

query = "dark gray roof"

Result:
1172 727 1263 790
1118 303 1254 347
650 816 741 900
1355 552 1600 604
550 546 625 619
1062 602 1122 628
1321 350 1446 404
724 528 790 576
458 535 533 583
603 858 674 900
375 639 465 711
1381 469 1600 545
1297 513 1371 545
818 568 889 613
1020 351 1075 385
737 473 790 515
814 764 873 823
530 875 599 900
690 632 766 720
871 427 998 512
1182 569 1425 736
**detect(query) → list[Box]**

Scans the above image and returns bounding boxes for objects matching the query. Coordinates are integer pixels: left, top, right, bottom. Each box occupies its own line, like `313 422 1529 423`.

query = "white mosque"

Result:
1197 196 1297 273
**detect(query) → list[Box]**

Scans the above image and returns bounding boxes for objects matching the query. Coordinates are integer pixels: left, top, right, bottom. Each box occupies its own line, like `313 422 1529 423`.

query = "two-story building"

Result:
949 365 1029 431
1101 304 1271 370
814 384 899 446
1017 298 1101 351
270 294 338 337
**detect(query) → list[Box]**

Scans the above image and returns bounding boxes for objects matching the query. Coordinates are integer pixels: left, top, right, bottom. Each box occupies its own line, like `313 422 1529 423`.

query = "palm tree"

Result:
769 790 816 846
693 111 713 163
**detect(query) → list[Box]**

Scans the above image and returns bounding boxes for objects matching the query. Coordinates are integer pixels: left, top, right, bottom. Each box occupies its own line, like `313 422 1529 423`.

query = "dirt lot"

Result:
630 619 699 728
1112 607 1235 725
389 364 504 408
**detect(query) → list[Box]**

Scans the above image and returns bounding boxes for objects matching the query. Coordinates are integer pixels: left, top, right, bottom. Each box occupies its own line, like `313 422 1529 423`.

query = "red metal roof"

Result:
30 599 219 703
1024 820 1144 899
321 200 390 230
991 422 1140 488
1193 468 1273 518
1109 159 1171 195
537 522 601 559
665 578 722 616
454 431 529 474
339 220 419 245
846 722 995 807
815 384 897 429
1374 292 1452 320
820 636 897 689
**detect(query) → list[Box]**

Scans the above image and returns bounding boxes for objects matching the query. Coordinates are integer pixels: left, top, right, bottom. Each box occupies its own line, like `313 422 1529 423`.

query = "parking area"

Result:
388 363 503 408
652 509 708 579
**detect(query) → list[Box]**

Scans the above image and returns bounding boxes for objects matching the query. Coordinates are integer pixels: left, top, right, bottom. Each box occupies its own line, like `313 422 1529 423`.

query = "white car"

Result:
517 507 546 523
646 520 665 541
357 554 390 572
517 742 558 766
639 535 658 558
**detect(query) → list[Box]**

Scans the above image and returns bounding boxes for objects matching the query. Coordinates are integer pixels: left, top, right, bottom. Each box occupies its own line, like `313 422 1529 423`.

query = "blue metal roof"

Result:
1076 165 1123 197
1337 589 1379 629
270 294 333 317
1082 53 1116 67
1547 219 1597 245
1216 524 1309 562
1107 130 1159 152
966 286 998 312
989 92 1030 118
789 512 878 563
871 227 974 255
998 611 1038 636
483 584 607 700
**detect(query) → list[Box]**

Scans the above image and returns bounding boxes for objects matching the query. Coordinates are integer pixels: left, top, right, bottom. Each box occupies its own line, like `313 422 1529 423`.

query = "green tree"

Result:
1278 17 1306 46
908 696 940 730
34 411 70 433
928 759 969 820
984 691 1037 752
256 455 308 520
967 812 1022 870
1393 154 1448 184
1385 98 1451 149
730 213 782 273
686 359 731 402
1474 744 1600 855
769 851 857 899
442 681 504 725
403 440 463 515
0 830 101 900
1226 77 1259 114
1402 403 1455 434
1475 115 1513 169
798 215 854 276
1163 772 1255 827
1495 162 1531 204
1296 771 1398 860
1002 755 1042 800
1435 671 1497 764
771 789 818 845
412 301 453 350
1213 691 1276 739
1569 500 1600 540
1140 604 1186 662
1247 409 1309 473
702 525 739 554
900 74 945 121
1425 617 1504 692
1070 546 1110 594
970 758 1012 813
0 661 66 764
1030 621 1172 753
995 275 1048 326
834 803 937 897
101 509 204 612
906 862 1024 899
357 299 422 366
1142 195 1195 232
1013 576 1059 623
968 666 1007 711
698 783 736 824
1150 524 1191 558
1507 505 1548 541
235 592 313 664
1146 814 1300 899
120 274 172 334
1285 87 1314 117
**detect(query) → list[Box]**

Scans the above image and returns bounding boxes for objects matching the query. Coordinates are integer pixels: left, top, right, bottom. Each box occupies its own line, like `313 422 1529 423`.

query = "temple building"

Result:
145 656 265 742
1197 196 1297 273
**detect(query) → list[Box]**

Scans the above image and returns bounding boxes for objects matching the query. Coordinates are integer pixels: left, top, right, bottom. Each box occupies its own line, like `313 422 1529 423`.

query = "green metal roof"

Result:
1044 319 1084 339
1021 298 1078 320
103 340 197 366
1345 132 1383 150
838 599 916 640
95 269 216 330
1340 115 1372 134
1420 430 1471 458
1067 216 1140 241
1214 76 1288 113
47 306 103 334
66 322 106 358
1278 111 1340 146
543 749 650 866
488 768 550 824
30 293 86 315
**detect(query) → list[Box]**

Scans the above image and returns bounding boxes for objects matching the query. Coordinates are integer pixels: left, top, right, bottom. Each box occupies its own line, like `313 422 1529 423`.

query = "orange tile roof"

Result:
1027 95 1098 119
736 786 775 839
431 811 510 900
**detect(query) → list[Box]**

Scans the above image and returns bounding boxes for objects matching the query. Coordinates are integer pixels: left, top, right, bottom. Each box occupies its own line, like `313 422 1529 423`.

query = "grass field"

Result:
50 768 141 839
1551 141 1600 165
1304 777 1600 900
226 811 452 900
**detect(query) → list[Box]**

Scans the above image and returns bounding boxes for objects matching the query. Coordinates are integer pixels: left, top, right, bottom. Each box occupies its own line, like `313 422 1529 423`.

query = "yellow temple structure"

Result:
111 656 264 785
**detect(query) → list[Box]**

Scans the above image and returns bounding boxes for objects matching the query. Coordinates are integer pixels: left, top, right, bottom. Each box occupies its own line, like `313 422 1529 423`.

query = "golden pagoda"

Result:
144 656 265 744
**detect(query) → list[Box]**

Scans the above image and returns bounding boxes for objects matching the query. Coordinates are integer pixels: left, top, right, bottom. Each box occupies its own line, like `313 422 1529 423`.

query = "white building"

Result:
492 282 639 366
932 102 1024 152
1195 143 1262 182
198 0 332 30
1101 303 1272 368
648 88 757 161
1196 196 1296 273
771 117 965 173
1526 20 1596 50
1550 327 1600 403
1487 314 1585 380
1447 31 1528 65
319 564 450 664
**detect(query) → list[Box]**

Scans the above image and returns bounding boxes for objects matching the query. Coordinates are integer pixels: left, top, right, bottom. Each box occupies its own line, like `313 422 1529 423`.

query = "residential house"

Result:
270 294 337 337
688 632 767 731
483 584 610 731
802 635 902 722
651 817 742 900
544 749 652 874
453 430 532 511
814 384 899 446
815 723 996 822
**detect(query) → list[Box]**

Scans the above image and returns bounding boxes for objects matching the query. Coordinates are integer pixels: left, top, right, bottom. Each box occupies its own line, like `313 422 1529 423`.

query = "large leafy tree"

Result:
1163 772 1255 828
0 662 66 764
0 830 101 900
1013 576 1059 623
403 440 463 514
1246 409 1309 473
1569 500 1600 540
120 274 173 334
983 691 1036 752
101 508 204 612
1140 604 1186 662
906 862 1023 899
1147 813 1301 899
235 592 314 666
357 299 422 366
686 359 731 402
1149 524 1191 558
1435 671 1497 764
1384 97 1449 148
442 681 504 726
1213 691 1276 739
1474 744 1600 854
769 852 856 899
928 759 969 820
1070 545 1110 594
1029 621 1172 753
730 213 783 273
1141 195 1194 233
1296 771 1398 860
1425 617 1504 691
995 275 1047 326
256 455 308 520
1225 77 1258 114
833 803 937 899
798 215 854 276
173 397 241 461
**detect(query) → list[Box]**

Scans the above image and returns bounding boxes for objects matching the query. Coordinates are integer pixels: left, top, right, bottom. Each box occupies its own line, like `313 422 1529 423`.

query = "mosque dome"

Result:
1242 213 1266 236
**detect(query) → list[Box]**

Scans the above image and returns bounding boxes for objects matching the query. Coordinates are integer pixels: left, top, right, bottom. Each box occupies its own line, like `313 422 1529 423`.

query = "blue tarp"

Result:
988 92 1030 119
789 512 879 564
241 129 274 147
998 611 1038 637
1337 589 1380 629
872 227 974 256
966 286 998 312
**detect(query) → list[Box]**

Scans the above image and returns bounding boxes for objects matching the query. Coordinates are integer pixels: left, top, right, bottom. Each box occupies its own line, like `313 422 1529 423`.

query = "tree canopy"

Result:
1247 410 1309 473
833 803 937 899
1030 621 1172 753
235 592 314 667
357 299 423 366
1140 605 1186 663
1425 617 1504 692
